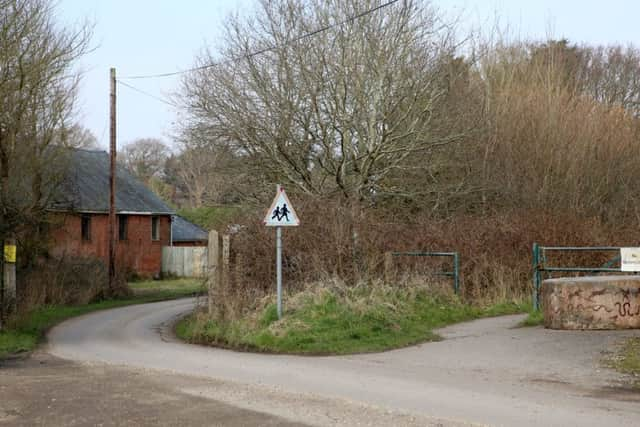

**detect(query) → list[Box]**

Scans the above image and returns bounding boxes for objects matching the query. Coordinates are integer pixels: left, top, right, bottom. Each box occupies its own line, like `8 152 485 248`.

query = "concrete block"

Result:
542 275 640 330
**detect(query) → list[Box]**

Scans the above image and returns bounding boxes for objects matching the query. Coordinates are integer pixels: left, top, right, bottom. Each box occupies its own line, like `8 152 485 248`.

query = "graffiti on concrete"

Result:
543 281 640 329
614 301 640 317
555 291 640 317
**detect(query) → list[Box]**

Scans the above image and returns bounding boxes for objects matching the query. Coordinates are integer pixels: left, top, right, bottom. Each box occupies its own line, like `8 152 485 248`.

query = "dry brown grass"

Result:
475 41 640 222
17 257 130 314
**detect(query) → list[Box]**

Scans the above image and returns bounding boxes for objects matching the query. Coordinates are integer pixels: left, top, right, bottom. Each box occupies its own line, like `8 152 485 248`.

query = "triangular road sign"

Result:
264 187 300 227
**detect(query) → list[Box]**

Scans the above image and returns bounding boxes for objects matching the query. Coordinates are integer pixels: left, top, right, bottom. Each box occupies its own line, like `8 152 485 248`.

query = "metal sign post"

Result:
264 184 300 319
276 226 282 318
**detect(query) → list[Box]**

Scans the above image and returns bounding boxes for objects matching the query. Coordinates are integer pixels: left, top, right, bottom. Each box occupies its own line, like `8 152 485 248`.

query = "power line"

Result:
116 80 179 108
119 0 399 80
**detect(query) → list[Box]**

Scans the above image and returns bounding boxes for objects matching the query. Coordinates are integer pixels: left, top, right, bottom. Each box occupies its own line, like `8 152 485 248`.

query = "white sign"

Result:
620 247 640 272
264 187 300 227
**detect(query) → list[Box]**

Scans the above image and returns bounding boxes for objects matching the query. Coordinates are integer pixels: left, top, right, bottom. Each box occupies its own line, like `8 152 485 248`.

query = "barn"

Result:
170 216 208 247
49 148 174 278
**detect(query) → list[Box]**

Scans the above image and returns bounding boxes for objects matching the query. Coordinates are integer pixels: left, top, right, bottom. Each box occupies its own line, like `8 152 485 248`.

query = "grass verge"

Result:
176 283 529 355
518 309 544 327
129 278 204 299
0 278 203 360
607 338 640 387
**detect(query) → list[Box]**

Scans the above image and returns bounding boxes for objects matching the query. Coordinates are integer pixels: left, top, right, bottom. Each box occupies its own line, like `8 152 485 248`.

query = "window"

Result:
151 216 160 241
81 214 91 241
118 215 128 241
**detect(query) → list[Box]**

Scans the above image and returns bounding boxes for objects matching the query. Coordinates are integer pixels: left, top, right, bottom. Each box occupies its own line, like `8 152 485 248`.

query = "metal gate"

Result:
386 251 460 294
531 243 635 310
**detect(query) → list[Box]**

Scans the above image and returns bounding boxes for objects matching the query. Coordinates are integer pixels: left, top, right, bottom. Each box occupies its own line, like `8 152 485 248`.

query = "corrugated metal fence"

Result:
162 246 207 278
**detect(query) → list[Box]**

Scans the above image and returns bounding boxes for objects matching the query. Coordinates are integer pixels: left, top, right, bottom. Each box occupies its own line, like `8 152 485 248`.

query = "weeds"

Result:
18 256 130 314
605 338 640 387
519 310 545 327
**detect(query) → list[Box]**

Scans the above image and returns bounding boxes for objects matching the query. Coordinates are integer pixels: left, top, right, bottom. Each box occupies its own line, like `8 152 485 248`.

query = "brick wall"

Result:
50 213 171 278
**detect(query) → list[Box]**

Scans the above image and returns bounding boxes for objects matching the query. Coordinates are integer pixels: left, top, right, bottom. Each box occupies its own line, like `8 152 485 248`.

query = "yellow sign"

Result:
4 244 16 263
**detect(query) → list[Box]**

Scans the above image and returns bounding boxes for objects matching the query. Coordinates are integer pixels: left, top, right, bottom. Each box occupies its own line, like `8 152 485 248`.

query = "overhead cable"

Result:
119 0 399 80
116 80 179 108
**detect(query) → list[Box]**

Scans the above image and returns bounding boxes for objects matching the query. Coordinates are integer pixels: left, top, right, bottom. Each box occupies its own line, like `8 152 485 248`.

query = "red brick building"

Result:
50 149 174 277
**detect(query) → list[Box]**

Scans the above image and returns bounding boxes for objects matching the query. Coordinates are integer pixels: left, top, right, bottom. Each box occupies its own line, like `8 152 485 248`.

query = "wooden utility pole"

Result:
0 239 3 330
108 67 117 292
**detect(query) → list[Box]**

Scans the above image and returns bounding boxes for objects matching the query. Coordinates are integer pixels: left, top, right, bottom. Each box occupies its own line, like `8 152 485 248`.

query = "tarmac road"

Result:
47 298 640 426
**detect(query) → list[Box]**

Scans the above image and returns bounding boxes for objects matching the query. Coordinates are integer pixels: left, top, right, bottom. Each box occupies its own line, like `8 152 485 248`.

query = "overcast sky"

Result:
56 0 640 150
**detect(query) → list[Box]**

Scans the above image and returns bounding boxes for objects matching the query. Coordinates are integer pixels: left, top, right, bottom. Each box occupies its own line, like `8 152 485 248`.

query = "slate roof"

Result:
171 215 208 242
51 148 174 215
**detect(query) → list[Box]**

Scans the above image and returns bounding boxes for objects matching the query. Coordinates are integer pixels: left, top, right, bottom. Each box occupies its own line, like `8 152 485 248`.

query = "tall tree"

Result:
179 0 462 203
0 0 91 320
168 122 257 208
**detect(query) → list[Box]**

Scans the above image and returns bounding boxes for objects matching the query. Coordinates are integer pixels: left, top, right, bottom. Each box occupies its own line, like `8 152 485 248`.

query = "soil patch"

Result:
0 352 302 427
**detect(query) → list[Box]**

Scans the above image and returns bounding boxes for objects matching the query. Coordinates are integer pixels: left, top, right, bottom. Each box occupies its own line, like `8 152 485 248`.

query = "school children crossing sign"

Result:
264 187 300 227
264 185 299 320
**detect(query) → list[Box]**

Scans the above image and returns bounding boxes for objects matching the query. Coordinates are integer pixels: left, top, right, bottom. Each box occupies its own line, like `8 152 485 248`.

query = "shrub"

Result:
17 256 130 314
212 196 640 320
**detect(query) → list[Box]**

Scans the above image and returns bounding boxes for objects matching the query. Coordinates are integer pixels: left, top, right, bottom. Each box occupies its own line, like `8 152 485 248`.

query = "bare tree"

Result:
63 124 100 149
0 0 91 321
179 0 462 203
169 122 257 207
579 45 640 116
470 38 640 221
120 138 170 185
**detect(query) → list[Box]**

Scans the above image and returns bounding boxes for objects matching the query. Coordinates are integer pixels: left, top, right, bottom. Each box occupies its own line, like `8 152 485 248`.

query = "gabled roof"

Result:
172 215 208 242
51 148 174 215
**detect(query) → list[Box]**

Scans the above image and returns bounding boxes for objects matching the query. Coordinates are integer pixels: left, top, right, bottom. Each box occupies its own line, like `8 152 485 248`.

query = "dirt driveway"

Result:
0 353 305 427
1 352 453 427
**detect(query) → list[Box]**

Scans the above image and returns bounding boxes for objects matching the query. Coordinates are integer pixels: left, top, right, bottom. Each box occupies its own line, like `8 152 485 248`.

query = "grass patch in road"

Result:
0 278 204 360
176 283 528 355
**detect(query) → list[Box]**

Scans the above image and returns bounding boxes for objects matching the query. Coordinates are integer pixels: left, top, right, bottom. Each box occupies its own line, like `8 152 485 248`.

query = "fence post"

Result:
234 251 242 287
453 252 460 295
532 242 541 311
207 230 220 315
222 235 230 289
384 252 393 283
